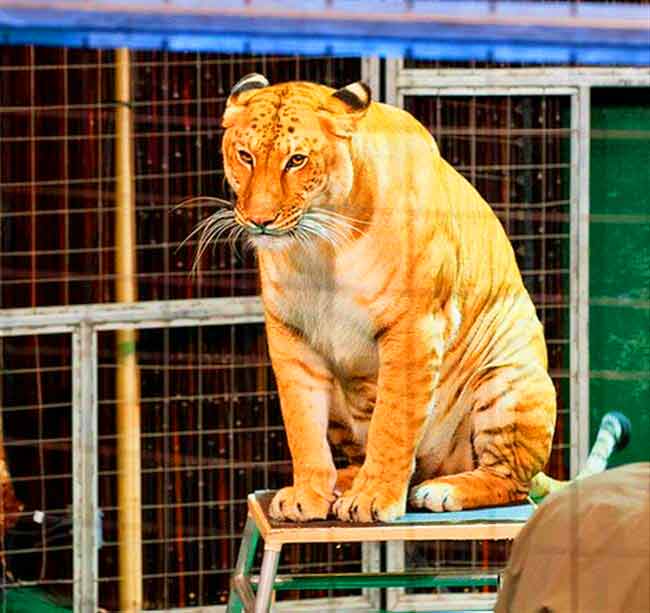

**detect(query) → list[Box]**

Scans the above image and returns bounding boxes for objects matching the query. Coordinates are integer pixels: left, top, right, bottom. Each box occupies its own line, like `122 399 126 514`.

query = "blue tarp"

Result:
0 1 648 64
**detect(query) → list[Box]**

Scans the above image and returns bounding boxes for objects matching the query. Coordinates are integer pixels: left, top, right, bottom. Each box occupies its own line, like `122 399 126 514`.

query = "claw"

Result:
371 497 379 522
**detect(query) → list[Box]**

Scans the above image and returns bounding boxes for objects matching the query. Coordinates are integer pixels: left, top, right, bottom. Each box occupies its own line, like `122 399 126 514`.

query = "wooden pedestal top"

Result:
247 490 533 551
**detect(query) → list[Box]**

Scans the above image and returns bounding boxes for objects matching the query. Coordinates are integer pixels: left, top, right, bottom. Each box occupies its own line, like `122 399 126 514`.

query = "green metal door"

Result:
590 89 650 465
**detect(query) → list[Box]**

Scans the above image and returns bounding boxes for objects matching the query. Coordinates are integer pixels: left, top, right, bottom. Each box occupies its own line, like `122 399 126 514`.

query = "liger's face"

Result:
221 84 354 251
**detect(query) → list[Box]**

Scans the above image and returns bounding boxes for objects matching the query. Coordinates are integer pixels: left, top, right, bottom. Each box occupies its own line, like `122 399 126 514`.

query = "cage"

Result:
0 2 648 612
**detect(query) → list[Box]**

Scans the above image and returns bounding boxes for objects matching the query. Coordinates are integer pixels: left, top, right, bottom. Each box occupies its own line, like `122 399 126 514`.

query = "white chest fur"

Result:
261 249 380 379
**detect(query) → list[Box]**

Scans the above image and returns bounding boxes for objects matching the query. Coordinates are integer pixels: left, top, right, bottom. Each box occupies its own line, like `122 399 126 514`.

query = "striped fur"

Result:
220 78 557 522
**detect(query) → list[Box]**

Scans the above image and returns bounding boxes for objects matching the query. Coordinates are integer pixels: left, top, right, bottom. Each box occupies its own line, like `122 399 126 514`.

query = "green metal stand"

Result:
227 516 261 613
227 515 499 613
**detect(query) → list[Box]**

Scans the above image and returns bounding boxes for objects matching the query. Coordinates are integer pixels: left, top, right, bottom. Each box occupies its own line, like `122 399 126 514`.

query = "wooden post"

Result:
114 47 143 612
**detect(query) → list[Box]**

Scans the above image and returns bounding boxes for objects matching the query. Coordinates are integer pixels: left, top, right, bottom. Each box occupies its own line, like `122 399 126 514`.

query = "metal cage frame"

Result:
383 61 650 613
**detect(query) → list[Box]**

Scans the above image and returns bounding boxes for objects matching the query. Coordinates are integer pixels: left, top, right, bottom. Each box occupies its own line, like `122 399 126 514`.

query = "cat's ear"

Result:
332 81 371 112
319 81 372 137
222 73 269 127
230 73 269 98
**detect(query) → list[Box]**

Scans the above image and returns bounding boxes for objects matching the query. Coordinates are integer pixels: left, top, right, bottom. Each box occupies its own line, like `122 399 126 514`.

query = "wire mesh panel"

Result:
96 324 365 610
97 324 275 608
390 93 572 608
0 47 361 306
0 47 366 609
0 334 73 609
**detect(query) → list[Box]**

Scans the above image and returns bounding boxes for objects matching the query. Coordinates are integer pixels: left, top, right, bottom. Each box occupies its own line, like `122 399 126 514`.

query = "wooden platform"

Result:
248 490 534 551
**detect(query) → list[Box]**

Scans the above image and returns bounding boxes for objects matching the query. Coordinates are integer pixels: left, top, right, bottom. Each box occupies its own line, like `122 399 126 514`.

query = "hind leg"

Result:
409 468 527 511
411 363 556 511
327 419 366 496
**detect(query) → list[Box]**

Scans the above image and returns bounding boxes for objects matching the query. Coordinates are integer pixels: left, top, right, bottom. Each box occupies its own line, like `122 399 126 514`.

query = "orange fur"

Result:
220 78 556 522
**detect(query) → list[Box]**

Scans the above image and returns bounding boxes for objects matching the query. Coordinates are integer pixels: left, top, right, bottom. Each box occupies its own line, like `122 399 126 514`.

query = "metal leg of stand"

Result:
254 546 281 613
227 515 260 613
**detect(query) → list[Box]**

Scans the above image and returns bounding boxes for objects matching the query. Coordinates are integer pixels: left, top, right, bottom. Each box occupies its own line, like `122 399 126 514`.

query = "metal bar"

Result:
396 67 650 90
576 86 591 474
231 577 255 613
361 541 381 611
272 596 376 612
0 296 264 335
569 90 581 478
384 58 401 107
389 592 497 612
569 90 579 477
360 56 381 102
147 605 229 613
0 324 78 337
254 547 281 613
400 87 577 98
263 572 498 591
228 515 260 613
150 597 375 613
385 540 406 611
72 322 99 613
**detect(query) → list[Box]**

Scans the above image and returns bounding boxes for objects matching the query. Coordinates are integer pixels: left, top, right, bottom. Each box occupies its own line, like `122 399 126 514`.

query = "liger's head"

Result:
219 73 371 251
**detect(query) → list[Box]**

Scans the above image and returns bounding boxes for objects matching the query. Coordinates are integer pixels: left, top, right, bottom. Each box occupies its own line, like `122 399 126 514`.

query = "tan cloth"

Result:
495 463 650 613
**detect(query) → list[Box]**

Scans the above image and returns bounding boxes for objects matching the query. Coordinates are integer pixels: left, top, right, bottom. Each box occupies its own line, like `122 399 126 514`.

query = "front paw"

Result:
269 486 333 522
333 480 406 522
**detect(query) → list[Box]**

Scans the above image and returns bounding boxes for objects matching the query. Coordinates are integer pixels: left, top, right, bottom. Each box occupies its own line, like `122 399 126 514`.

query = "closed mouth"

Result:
246 225 290 237
236 210 302 238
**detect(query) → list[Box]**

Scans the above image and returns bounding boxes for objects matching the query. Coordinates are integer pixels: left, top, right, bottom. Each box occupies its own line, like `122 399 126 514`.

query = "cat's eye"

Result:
285 154 307 171
238 150 253 166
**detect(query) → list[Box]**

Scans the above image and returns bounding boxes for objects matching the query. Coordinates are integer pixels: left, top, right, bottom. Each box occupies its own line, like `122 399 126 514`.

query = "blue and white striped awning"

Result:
1 1 649 65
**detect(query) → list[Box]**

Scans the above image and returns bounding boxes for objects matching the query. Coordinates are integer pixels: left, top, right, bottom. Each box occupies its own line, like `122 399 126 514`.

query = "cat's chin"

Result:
247 234 295 253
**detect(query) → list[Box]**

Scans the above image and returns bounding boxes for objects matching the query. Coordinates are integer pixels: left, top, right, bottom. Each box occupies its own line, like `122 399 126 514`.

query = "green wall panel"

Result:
589 88 650 465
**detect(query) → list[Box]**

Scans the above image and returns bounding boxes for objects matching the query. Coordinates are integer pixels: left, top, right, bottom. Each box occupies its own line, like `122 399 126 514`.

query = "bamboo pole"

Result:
114 47 143 612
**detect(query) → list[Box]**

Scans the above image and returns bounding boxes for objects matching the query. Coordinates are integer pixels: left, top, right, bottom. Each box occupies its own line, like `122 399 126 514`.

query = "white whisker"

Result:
188 208 239 276
300 219 343 252
293 227 313 252
299 208 367 252
173 195 234 212
177 210 235 253
309 215 351 239
308 212 362 237
227 225 246 261
311 207 370 226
